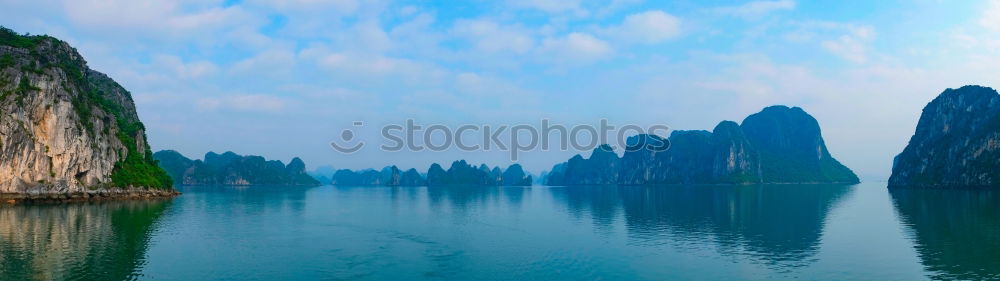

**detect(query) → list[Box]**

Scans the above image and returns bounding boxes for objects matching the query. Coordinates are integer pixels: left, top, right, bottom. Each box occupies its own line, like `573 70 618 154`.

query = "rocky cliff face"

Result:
330 169 382 185
710 121 761 183
153 150 193 185
428 160 498 186
742 106 856 183
641 131 714 184
329 166 418 186
152 150 319 186
326 161 531 186
0 27 172 193
545 163 568 185
546 105 858 185
501 164 532 186
325 160 534 187
425 161 532 186
889 85 1000 187
556 144 621 185
427 163 447 186
399 168 426 186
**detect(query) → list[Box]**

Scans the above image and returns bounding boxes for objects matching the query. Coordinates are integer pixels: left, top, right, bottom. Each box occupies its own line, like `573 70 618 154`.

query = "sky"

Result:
3 0 1000 180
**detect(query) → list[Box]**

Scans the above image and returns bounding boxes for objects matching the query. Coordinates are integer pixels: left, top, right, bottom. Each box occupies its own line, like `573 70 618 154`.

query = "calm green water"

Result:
1 182 998 280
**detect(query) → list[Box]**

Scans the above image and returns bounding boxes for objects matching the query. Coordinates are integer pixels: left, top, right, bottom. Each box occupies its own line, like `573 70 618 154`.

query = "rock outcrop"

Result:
399 168 426 186
426 163 447 186
152 150 319 186
0 27 173 193
330 166 404 186
425 160 493 186
544 163 568 186
445 160 498 185
889 85 1000 188
546 105 858 185
742 106 856 183
501 164 532 186
425 160 526 186
326 161 531 186
560 144 621 185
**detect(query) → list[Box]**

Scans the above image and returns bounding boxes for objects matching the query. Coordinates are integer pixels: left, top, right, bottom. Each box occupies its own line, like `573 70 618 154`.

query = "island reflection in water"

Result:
551 184 853 270
890 188 1000 280
0 200 172 281
1 183 998 280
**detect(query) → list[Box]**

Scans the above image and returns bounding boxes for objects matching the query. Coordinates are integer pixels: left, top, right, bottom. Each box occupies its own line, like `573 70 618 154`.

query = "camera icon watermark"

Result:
329 121 366 154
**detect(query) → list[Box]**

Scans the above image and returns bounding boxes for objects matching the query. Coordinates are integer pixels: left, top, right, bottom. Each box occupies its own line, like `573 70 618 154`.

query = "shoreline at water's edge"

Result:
0 188 180 204
540 181 862 187
174 183 320 187
320 181 864 188
887 184 1000 190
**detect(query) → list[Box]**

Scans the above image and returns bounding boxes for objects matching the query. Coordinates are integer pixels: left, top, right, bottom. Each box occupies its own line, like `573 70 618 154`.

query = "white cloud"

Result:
981 0 1000 31
451 19 535 53
231 49 298 77
197 94 288 113
388 72 542 120
715 0 796 18
152 55 218 79
540 32 613 61
243 0 359 14
821 26 875 64
594 0 644 17
63 0 256 39
510 0 585 15
354 20 392 52
315 52 409 75
298 44 449 83
398 5 419 17
229 95 288 112
604 10 681 44
451 72 541 116
63 0 173 27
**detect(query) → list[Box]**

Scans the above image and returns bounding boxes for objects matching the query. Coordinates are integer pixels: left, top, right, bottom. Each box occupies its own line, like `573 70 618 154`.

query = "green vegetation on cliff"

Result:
741 106 858 184
1 27 172 189
153 150 320 186
111 124 173 189
545 106 858 185
890 85 1000 187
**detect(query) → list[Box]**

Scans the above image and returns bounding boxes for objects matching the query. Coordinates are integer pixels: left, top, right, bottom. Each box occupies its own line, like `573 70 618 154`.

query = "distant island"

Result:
153 150 319 186
0 27 176 201
330 166 425 186
308 165 337 184
890 85 1000 188
428 161 532 186
546 106 859 185
326 161 532 186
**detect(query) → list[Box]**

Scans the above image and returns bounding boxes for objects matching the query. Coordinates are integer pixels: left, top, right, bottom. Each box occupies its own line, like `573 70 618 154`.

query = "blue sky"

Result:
3 0 1000 180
